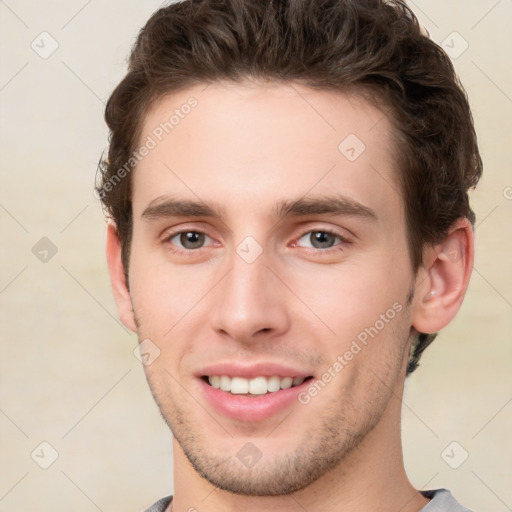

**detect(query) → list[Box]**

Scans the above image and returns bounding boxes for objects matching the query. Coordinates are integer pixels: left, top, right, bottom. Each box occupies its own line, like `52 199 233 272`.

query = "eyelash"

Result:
164 231 215 253
294 228 350 253
164 227 350 255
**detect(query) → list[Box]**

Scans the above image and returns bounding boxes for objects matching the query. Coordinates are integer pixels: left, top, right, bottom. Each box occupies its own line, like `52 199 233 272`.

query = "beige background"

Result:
1 1 511 511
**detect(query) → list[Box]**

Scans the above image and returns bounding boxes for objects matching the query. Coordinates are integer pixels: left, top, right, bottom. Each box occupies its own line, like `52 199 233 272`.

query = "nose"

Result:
210 249 290 344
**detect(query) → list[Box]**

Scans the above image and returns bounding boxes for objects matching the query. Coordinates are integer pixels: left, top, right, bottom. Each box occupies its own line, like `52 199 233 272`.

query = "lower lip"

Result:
199 378 312 422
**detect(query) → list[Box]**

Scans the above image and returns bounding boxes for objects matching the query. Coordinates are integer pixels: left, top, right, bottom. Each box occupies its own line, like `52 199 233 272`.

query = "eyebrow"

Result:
274 195 377 220
142 197 223 220
141 194 377 222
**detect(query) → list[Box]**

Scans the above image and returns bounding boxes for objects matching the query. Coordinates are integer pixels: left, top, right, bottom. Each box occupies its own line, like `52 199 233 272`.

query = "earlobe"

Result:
105 222 137 332
412 219 474 334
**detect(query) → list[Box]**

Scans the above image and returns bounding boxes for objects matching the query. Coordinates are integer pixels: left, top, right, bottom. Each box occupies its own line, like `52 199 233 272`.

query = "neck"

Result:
170 378 429 512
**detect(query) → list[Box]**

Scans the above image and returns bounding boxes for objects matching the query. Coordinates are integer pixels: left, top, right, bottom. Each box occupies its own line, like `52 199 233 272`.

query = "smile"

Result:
205 375 312 395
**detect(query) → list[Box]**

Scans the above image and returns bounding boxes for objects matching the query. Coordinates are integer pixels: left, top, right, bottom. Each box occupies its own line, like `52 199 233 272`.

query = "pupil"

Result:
312 231 334 248
181 232 204 249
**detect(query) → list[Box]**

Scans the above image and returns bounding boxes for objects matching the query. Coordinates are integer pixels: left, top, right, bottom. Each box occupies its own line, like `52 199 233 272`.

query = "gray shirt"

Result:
144 488 474 511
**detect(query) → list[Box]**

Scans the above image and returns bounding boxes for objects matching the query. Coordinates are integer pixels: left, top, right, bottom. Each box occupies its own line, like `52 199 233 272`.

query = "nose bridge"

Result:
211 244 289 341
224 249 272 316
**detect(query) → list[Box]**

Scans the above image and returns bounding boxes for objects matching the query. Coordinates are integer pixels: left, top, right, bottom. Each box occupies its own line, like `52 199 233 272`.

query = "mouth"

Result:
196 362 316 421
202 375 314 396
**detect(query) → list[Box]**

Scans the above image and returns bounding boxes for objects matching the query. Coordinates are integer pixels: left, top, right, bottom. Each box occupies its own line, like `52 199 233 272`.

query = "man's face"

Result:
127 81 416 495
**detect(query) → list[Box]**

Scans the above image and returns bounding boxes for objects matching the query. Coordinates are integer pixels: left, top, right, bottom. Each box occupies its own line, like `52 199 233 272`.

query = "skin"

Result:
106 80 474 512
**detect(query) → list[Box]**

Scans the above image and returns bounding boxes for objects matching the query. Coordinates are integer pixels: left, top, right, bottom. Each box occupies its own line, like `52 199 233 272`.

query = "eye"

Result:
167 231 213 250
295 229 347 250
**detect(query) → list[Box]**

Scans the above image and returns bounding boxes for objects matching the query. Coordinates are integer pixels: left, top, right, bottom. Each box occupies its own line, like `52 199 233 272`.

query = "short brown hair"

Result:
97 0 482 374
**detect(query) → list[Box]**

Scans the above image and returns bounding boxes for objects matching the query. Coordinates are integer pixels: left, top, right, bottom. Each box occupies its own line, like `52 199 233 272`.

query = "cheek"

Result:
288 259 412 387
288 261 408 331
129 248 212 327
322 306 410 409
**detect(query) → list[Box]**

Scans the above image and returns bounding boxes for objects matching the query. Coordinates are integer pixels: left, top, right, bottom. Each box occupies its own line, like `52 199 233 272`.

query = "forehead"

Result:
133 81 402 224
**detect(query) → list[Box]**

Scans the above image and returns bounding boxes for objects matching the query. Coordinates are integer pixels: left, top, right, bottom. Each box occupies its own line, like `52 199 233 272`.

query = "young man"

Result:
97 1 481 510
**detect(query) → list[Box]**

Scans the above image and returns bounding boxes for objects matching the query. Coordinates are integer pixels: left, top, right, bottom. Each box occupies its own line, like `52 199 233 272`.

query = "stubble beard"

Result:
144 359 405 497
135 293 413 497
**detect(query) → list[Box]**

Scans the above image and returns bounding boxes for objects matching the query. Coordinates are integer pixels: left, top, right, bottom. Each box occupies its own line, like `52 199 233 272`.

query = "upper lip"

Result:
196 362 314 379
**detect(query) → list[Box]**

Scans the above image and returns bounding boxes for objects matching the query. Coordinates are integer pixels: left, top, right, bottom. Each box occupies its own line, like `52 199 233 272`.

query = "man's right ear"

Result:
106 222 137 332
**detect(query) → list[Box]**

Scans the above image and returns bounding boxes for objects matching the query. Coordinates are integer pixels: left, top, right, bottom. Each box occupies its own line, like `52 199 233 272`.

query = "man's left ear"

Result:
411 218 474 333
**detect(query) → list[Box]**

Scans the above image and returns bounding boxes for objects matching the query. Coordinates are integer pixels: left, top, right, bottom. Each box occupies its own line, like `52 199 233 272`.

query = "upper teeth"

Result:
208 375 306 395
